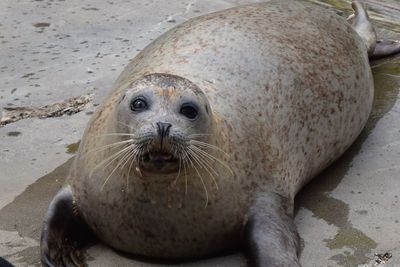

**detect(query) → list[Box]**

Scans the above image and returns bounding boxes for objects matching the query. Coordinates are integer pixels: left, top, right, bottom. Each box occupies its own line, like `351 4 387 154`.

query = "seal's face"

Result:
116 73 211 176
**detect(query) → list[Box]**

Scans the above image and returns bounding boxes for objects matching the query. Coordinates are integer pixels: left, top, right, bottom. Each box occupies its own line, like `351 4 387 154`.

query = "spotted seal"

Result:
40 1 399 266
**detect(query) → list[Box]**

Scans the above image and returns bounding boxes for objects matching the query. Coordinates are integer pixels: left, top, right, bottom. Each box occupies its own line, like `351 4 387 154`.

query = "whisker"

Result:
182 147 189 196
140 146 147 171
101 144 137 191
188 133 210 136
187 133 210 140
190 140 230 158
94 133 140 138
189 144 222 177
117 120 135 130
174 144 182 184
180 145 191 196
126 149 137 192
186 149 209 208
100 144 136 173
190 145 233 176
188 146 219 190
114 148 137 192
134 147 144 179
82 139 134 156
125 146 143 192
90 143 135 177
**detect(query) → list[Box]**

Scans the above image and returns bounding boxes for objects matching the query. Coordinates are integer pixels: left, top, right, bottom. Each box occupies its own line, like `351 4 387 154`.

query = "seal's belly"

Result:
75 175 248 259
108 204 242 258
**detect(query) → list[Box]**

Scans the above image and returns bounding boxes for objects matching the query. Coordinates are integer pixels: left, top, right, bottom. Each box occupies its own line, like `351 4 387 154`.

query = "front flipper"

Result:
245 193 301 267
0 257 14 267
40 186 95 267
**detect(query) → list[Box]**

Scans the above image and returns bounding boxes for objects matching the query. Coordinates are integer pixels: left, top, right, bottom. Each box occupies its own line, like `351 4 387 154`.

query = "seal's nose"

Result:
156 122 172 138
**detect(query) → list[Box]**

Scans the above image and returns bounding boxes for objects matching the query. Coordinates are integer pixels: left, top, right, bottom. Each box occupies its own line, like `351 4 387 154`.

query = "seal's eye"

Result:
180 103 198 119
130 98 148 111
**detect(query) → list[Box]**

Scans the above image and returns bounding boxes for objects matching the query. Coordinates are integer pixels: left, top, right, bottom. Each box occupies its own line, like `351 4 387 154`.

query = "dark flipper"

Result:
40 186 95 267
245 193 301 267
370 40 400 60
0 257 14 267
348 1 400 60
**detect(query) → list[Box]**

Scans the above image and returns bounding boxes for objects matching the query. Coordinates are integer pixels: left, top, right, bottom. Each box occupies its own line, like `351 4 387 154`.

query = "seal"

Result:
40 1 400 266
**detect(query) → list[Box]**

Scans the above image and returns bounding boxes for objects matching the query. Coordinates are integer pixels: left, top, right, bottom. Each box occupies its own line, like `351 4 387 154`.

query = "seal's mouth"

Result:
141 151 179 174
143 152 178 163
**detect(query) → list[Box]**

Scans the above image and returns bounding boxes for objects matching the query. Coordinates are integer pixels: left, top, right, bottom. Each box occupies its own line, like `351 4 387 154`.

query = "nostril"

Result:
156 122 172 137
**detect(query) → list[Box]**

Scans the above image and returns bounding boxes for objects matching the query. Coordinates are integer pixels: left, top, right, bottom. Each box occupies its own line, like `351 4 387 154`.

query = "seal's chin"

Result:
141 151 180 174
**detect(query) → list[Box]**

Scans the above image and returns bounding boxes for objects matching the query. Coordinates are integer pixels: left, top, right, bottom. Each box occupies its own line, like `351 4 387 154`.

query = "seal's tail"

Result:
348 0 400 60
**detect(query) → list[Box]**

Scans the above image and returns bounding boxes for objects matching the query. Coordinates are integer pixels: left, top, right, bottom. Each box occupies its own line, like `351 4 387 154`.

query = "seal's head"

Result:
116 73 212 176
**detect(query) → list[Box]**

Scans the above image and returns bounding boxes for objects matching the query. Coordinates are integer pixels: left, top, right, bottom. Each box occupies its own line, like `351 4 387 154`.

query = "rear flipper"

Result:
370 39 400 60
245 192 301 267
40 186 95 267
348 0 400 59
